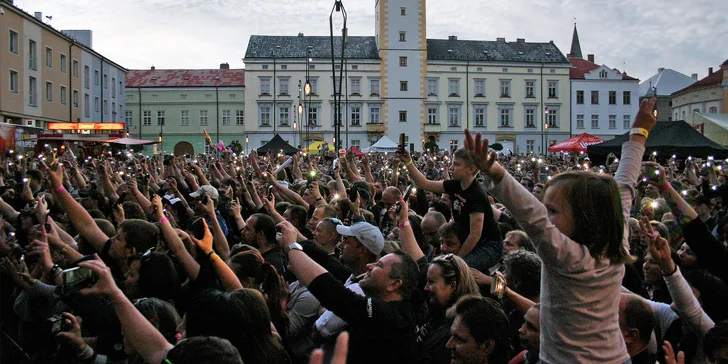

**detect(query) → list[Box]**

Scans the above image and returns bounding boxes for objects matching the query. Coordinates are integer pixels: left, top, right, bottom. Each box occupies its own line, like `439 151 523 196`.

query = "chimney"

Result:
34 12 42 21
709 67 713 74
298 32 304 37
516 38 525 43
448 35 457 41
587 54 594 63
692 73 698 80
151 66 156 71
658 67 665 73
220 63 230 70
496 37 506 42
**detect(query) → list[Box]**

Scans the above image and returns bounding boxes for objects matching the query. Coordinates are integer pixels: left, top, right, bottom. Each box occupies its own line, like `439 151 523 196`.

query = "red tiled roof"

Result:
126 69 245 88
673 69 722 95
568 57 637 80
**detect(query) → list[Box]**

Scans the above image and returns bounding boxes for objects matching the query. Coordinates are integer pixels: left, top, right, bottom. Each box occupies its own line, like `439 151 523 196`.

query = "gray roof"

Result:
639 68 696 97
427 38 569 63
245 35 570 64
245 35 379 60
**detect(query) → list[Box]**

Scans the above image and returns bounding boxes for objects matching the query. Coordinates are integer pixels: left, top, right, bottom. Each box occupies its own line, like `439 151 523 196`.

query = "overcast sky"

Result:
12 0 727 82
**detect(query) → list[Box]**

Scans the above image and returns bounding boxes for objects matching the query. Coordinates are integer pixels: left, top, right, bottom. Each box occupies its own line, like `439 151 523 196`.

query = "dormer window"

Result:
599 70 608 78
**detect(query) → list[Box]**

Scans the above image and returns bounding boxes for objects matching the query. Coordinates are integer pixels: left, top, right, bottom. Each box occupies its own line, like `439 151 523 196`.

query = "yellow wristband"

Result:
630 128 649 139
404 160 413 167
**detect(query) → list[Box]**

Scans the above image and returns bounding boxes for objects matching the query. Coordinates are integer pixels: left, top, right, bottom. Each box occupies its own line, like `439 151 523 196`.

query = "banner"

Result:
0 124 17 153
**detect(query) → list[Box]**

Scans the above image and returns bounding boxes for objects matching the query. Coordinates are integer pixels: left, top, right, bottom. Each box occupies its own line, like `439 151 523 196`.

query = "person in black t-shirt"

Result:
400 148 503 272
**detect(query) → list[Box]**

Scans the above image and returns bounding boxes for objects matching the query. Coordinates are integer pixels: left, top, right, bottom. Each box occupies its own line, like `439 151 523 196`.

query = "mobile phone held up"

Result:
396 184 414 214
398 133 406 153
490 274 506 299
644 165 660 182
61 267 97 296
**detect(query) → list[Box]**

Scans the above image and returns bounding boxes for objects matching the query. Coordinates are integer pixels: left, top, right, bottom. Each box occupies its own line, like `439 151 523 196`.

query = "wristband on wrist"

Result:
661 183 671 192
207 250 215 258
55 185 66 193
77 344 94 359
661 264 678 277
315 197 323 202
630 128 649 139
398 221 411 228
160 217 169 224
404 160 413 167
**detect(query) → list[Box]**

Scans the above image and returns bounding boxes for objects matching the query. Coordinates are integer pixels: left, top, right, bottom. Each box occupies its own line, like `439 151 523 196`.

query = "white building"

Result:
243 0 572 154
567 26 639 139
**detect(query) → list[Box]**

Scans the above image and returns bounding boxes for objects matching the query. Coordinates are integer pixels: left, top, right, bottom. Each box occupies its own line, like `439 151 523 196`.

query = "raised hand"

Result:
190 219 213 254
78 255 121 298
643 162 668 190
151 195 164 220
662 340 684 364
633 96 658 132
640 216 675 274
276 221 298 248
55 313 87 354
464 129 505 181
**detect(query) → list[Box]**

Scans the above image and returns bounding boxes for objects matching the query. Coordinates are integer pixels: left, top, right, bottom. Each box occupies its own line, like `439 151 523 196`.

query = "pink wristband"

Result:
160 217 169 224
661 183 670 192
55 185 65 193
398 221 410 228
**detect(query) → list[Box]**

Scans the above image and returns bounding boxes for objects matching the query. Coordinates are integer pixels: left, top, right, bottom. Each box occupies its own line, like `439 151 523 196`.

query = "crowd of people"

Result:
0 97 726 364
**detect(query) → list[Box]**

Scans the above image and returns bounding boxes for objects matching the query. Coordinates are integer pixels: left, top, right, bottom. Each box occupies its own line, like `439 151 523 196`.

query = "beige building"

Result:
0 3 125 151
671 63 726 125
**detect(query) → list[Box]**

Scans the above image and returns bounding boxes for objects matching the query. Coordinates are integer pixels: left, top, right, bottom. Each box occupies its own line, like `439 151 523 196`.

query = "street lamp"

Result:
304 48 313 150
245 135 249 155
330 0 347 151
544 107 550 155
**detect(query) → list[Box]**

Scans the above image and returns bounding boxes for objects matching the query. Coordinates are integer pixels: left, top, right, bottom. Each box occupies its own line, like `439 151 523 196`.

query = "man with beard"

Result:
509 304 540 364
312 217 350 282
279 221 419 364
240 213 287 276
446 296 511 364
421 211 447 260
189 185 228 238
314 220 382 350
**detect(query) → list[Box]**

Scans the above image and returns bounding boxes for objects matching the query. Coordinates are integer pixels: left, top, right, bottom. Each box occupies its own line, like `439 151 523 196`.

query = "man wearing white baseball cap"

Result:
336 222 384 258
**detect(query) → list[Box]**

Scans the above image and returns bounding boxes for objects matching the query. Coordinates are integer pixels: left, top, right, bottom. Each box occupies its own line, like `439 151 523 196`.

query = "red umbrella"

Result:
548 133 604 153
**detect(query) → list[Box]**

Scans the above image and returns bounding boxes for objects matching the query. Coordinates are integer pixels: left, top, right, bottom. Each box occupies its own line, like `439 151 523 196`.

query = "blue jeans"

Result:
463 240 503 273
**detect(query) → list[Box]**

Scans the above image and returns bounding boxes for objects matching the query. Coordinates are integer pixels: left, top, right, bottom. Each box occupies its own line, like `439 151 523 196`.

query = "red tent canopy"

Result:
348 145 364 157
548 133 604 153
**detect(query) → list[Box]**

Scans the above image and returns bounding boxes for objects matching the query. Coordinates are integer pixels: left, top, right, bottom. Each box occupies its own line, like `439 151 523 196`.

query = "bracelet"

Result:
661 183 671 192
404 160 413 167
160 217 169 224
207 250 215 258
630 128 649 139
398 221 410 228
77 344 94 359
209 252 220 262
661 264 678 277
55 185 66 193
315 197 323 202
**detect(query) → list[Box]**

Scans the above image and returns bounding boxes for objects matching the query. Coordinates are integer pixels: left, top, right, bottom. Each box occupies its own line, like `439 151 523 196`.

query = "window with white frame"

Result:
710 107 718 113
46 47 53 68
448 79 460 96
399 57 407 67
308 107 318 125
279 78 289 95
351 78 361 95
279 106 289 126
28 77 38 106
448 106 460 126
200 110 209 125
29 40 37 70
9 70 18 93
369 106 380 124
500 80 510 97
310 79 318 94
525 108 536 128
525 81 535 98
399 110 407 122
623 91 631 105
260 78 271 95
400 7 406 15
60 54 67 73
599 70 608 78
9 30 19 54
181 110 190 126
474 79 485 96
60 86 67 104
369 79 380 95
399 32 406 42
609 91 617 105
84 94 90 116
450 140 459 154
143 110 152 126
157 110 165 125
84 66 90 89
546 108 557 127
103 74 108 89
260 106 271 126
474 106 486 127
526 140 535 153
499 108 511 127
623 115 630 129
350 106 361 126
591 114 599 129
94 70 99 86
548 81 558 98
427 79 438 96
125 111 133 126
45 81 53 101
400 81 408 92
333 77 342 95
576 90 584 104
222 110 231 125
577 114 584 129
591 90 599 104
427 107 438 124
73 60 79 78
609 115 616 129
351 140 361 148
236 110 244 125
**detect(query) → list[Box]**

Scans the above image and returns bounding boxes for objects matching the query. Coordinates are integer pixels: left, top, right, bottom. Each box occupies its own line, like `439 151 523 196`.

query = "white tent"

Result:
364 136 399 153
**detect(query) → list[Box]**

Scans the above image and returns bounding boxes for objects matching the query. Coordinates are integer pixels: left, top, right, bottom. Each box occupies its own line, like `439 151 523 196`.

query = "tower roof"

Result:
570 24 583 59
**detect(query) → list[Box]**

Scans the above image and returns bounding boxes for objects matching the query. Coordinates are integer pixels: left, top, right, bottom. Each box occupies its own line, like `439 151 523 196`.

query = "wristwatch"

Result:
285 242 303 254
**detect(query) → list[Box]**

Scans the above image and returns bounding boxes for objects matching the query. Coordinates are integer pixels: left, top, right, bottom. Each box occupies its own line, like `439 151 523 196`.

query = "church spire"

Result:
570 22 583 59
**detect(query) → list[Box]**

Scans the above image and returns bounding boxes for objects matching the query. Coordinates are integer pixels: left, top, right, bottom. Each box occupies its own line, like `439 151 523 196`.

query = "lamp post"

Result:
330 0 347 151
544 107 549 155
245 135 249 155
305 49 312 150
